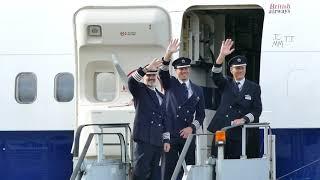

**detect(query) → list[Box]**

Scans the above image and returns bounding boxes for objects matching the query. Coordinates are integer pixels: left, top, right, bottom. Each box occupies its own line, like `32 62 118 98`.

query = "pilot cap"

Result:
228 55 247 67
143 64 158 75
172 57 191 69
145 69 158 75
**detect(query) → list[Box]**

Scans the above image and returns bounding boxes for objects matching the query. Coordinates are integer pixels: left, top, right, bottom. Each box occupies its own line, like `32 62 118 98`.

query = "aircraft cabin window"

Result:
54 73 74 102
95 72 116 102
15 72 37 104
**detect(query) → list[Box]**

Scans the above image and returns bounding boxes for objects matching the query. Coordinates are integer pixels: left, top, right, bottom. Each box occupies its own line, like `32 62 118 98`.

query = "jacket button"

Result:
225 115 229 118
178 106 181 109
229 106 232 108
152 112 155 115
184 118 187 121
151 121 154 124
159 115 161 118
177 115 179 118
158 124 161 127
187 110 189 113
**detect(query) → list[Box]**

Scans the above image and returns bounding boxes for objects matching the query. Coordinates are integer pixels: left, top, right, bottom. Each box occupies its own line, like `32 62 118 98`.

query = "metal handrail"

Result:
72 123 131 157
222 122 271 158
220 123 244 131
70 132 126 180
71 123 132 180
241 123 271 158
171 122 272 180
170 133 212 180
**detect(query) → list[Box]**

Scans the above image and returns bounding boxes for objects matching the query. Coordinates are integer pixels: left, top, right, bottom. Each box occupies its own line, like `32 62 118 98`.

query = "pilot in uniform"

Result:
128 59 170 180
207 39 262 159
159 57 205 180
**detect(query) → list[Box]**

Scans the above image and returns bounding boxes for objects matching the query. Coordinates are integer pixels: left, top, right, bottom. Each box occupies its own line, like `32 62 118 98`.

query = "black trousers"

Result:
133 142 162 180
164 138 195 180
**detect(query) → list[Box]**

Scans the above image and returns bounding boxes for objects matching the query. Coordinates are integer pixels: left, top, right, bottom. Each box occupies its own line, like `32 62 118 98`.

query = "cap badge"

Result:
182 59 185 63
237 58 241 62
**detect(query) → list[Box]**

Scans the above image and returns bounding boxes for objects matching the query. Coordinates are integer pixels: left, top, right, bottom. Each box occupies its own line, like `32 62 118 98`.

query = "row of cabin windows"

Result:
15 72 117 104
15 72 74 104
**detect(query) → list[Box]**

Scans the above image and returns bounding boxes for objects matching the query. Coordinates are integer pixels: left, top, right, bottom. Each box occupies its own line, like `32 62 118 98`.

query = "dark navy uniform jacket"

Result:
128 68 170 147
207 64 262 140
159 68 205 139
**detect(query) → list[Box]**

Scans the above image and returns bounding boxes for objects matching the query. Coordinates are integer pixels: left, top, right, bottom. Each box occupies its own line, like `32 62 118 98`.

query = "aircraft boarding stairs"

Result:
70 123 132 180
173 122 276 180
69 123 275 180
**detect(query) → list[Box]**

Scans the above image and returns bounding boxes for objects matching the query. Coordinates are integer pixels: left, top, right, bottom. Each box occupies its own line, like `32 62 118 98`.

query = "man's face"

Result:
175 67 190 81
143 74 157 87
230 65 246 81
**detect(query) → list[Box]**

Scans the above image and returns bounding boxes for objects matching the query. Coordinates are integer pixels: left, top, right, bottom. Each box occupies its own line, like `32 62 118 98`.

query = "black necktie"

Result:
151 90 159 105
235 82 241 91
181 83 188 101
154 90 162 105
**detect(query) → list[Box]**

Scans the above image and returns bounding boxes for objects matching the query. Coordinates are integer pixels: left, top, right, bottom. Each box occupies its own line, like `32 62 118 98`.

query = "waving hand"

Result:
164 38 180 61
216 39 235 64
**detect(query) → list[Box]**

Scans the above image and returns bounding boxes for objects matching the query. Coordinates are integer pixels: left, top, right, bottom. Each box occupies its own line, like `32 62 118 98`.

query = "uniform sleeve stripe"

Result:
212 66 222 73
160 65 169 71
132 71 143 82
245 113 254 122
162 132 170 140
192 120 201 130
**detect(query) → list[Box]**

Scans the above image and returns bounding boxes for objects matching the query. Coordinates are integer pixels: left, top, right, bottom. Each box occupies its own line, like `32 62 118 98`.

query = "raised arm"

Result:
159 39 180 90
128 68 145 97
215 39 235 65
211 39 235 89
163 38 180 61
128 58 162 96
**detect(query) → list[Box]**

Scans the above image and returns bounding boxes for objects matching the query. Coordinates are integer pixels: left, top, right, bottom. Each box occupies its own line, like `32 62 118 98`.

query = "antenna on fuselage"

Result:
112 54 129 89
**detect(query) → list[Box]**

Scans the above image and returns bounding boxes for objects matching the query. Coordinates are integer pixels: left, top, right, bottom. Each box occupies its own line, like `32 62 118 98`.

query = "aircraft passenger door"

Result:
73 6 171 157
